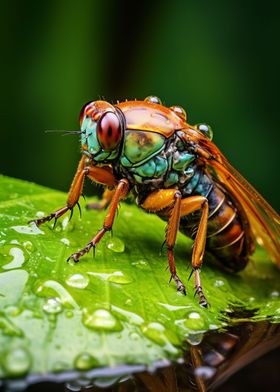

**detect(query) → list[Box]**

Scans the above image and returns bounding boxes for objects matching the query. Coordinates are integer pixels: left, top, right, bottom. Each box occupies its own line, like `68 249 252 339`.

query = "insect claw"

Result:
159 240 166 256
69 208 74 222
77 202 82 218
81 193 86 202
53 218 58 230
188 269 194 281
168 274 172 284
92 246 96 259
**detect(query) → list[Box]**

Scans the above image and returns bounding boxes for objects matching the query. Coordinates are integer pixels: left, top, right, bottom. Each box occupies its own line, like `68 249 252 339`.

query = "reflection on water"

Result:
1 319 279 392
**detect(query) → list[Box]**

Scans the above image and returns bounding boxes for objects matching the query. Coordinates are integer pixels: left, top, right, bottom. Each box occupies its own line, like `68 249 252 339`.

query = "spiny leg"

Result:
142 189 186 294
189 199 209 307
67 179 129 262
166 192 186 294
29 155 87 227
142 191 209 306
29 157 117 227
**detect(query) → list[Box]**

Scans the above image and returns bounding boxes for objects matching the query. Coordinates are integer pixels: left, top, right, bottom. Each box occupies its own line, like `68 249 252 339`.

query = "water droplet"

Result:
82 309 122 331
62 216 75 232
10 239 20 244
176 311 207 332
131 259 148 269
209 324 219 330
43 298 63 314
186 333 204 345
65 382 82 392
158 303 190 312
23 241 34 252
107 271 133 285
35 280 79 309
129 332 140 341
271 290 279 298
107 237 125 253
66 310 74 318
111 305 144 325
46 256 55 263
74 352 95 370
3 347 31 376
11 223 44 235
194 366 216 380
87 270 132 285
52 361 69 373
61 238 70 246
94 376 122 388
214 279 224 288
2 247 25 270
36 211 45 218
125 299 132 306
66 274 89 289
141 322 180 353
188 312 201 319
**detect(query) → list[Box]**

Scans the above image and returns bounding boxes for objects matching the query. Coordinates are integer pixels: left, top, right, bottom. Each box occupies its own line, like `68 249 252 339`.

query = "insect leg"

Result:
30 158 117 227
86 188 115 210
29 155 87 226
142 192 209 305
180 196 209 307
67 179 129 262
141 189 186 293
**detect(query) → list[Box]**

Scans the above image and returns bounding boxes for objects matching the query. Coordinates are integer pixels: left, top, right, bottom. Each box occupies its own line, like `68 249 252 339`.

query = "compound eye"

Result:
97 112 122 151
195 123 213 140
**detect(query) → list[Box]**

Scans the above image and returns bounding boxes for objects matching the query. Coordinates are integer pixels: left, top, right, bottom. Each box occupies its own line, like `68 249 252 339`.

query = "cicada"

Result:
31 96 280 307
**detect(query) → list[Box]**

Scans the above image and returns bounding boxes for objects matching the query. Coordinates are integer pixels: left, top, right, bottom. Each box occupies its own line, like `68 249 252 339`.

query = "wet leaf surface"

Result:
0 175 279 380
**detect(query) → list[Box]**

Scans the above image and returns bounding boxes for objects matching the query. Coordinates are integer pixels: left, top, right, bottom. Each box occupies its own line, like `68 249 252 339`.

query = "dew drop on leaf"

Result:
66 273 89 289
23 241 35 252
43 298 63 314
107 271 133 285
107 237 125 253
3 347 31 376
11 223 44 235
82 309 123 331
74 352 95 370
0 245 27 270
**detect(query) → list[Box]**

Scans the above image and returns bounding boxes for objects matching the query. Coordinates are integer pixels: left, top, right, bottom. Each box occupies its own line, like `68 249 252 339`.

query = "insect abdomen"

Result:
205 184 252 271
181 171 254 272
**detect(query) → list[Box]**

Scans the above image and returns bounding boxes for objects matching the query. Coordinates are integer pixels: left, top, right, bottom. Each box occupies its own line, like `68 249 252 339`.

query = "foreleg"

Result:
67 179 129 262
29 156 117 227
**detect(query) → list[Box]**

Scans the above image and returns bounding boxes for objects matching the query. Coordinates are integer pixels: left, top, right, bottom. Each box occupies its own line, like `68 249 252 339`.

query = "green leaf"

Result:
0 175 279 380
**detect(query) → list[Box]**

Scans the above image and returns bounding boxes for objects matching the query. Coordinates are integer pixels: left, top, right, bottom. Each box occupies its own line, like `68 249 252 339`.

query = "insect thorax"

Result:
113 130 200 204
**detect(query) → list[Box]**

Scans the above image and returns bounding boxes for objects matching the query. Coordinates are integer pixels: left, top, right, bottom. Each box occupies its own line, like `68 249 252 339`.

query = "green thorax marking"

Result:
120 130 165 167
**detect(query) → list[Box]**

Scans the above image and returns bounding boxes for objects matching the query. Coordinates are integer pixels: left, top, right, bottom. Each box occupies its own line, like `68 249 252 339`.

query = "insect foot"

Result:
170 273 186 295
195 286 209 308
28 206 70 227
67 243 93 263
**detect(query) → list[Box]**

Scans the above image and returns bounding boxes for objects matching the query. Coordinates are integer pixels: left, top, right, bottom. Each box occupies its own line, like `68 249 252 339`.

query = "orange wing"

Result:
181 127 280 266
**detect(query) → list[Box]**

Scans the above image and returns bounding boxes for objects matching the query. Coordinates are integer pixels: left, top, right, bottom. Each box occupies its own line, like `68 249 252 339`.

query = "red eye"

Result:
97 112 122 151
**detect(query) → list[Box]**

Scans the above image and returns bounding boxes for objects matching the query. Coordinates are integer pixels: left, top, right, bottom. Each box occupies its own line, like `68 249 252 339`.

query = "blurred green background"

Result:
1 1 279 210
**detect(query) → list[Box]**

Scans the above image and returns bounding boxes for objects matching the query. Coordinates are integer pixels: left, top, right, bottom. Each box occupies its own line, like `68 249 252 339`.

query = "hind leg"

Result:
142 191 209 306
